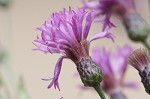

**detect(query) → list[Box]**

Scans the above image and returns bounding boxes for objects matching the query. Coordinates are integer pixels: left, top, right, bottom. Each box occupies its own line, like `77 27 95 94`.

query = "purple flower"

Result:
91 45 136 94
33 8 114 91
81 0 135 31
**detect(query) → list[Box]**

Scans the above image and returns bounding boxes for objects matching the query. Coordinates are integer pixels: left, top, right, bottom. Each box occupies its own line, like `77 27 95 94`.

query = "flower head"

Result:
81 0 135 31
128 48 150 94
91 45 134 94
128 48 150 72
33 8 114 90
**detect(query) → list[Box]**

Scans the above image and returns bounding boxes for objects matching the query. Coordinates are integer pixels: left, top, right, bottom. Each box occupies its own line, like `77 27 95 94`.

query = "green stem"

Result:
94 84 106 99
142 39 150 51
0 72 12 99
2 7 17 99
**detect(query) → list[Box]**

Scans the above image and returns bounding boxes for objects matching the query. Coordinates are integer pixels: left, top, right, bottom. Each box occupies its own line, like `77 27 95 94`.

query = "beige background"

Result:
0 0 150 99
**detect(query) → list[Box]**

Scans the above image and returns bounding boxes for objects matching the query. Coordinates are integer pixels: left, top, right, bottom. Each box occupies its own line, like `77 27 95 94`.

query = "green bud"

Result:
123 12 150 42
0 0 10 7
76 57 103 87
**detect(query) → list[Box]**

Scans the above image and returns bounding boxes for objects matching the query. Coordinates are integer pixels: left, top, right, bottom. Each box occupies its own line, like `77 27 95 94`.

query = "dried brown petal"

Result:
128 48 150 72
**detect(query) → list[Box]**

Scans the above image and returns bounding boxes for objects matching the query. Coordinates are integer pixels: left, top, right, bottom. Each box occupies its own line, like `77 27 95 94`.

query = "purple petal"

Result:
92 48 113 75
123 81 139 89
81 0 100 9
82 11 95 39
47 56 65 90
116 45 133 73
32 42 49 53
71 16 79 40
47 47 61 53
89 32 115 42
37 27 50 36
118 45 133 58
110 54 125 75
102 15 116 32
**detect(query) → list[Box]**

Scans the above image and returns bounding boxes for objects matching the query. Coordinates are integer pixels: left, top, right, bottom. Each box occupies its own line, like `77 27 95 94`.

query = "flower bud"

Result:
139 66 150 94
76 57 103 87
0 0 10 7
129 48 150 94
123 12 150 42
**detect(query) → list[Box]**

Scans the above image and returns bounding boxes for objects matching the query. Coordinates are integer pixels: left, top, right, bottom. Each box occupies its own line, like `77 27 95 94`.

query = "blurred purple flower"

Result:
81 0 135 31
91 45 136 94
33 8 114 91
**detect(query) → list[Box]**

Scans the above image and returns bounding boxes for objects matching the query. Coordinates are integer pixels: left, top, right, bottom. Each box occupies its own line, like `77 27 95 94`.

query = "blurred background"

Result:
0 0 150 99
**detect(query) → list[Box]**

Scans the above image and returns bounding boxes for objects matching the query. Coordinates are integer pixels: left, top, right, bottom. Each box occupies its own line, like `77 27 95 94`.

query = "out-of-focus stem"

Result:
2 7 17 99
142 39 150 51
141 34 150 52
0 72 12 99
94 84 106 99
2 7 14 82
